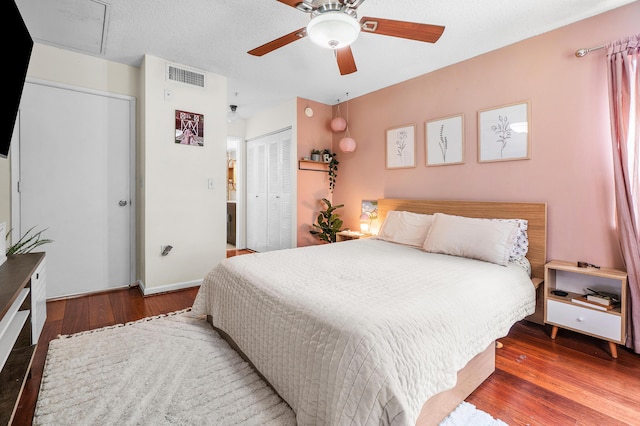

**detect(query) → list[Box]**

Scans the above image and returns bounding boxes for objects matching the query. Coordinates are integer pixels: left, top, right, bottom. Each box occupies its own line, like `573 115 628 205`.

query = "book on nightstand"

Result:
571 296 618 311
586 288 620 306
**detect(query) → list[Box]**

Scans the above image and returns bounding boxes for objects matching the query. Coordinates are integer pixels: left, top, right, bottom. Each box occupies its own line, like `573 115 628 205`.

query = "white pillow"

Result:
422 213 519 266
491 218 529 261
376 210 434 247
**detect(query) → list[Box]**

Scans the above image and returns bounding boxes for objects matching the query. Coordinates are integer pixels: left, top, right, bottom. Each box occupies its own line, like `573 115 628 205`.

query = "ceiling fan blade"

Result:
360 17 445 43
277 0 302 8
336 46 357 75
247 28 307 56
277 0 315 12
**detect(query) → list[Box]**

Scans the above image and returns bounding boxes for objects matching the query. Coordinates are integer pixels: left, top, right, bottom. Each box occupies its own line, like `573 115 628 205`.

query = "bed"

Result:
191 199 547 425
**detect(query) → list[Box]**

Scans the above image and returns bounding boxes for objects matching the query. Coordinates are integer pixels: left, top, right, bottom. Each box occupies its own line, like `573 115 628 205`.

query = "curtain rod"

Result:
575 44 605 57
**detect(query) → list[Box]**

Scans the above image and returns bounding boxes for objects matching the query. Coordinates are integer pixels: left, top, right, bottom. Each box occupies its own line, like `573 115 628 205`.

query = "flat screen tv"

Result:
2 0 34 159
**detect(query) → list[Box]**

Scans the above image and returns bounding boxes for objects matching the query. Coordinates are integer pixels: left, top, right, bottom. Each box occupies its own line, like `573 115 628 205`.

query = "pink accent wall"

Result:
330 3 640 270
296 98 334 247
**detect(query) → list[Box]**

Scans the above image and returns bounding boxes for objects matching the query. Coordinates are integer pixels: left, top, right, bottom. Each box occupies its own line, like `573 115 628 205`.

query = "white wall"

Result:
140 55 227 293
245 98 297 141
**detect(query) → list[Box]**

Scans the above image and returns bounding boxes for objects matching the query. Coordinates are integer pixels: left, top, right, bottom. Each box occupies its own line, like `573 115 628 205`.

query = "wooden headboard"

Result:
377 199 547 279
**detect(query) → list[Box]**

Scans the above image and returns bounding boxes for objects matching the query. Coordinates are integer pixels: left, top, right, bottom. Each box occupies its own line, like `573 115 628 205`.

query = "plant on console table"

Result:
5 226 53 255
310 198 344 243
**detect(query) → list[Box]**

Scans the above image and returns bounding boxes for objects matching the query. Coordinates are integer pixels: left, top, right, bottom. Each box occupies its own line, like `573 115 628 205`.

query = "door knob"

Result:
119 200 128 206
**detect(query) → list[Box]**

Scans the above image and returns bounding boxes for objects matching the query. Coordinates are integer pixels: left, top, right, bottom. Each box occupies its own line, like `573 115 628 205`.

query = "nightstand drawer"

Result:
547 300 621 341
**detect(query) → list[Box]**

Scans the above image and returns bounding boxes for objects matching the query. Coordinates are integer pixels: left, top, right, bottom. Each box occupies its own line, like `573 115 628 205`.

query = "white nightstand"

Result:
336 231 373 242
544 260 628 358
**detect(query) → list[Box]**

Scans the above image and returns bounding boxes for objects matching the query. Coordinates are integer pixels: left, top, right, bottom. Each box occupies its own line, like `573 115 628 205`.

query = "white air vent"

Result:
167 65 205 88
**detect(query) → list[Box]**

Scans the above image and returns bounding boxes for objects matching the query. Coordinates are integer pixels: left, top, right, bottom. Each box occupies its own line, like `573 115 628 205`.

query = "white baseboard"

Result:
139 278 202 296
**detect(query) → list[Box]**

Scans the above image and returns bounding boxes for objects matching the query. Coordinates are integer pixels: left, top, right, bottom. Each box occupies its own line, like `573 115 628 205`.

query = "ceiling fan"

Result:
248 0 445 76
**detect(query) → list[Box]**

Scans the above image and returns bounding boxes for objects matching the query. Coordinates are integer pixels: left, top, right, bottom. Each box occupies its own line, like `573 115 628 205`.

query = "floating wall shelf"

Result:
298 160 329 172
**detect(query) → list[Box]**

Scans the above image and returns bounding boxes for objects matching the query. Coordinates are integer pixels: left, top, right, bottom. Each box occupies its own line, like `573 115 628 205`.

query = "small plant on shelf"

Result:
310 149 322 161
5 226 53 255
309 198 344 243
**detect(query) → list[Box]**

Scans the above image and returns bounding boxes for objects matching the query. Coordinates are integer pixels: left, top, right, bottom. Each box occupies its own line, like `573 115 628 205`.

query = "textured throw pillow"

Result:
376 210 434 247
422 213 519 266
491 218 529 261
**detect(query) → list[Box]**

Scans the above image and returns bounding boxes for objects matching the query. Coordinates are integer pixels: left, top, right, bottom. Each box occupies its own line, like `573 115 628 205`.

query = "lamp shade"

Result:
339 137 356 153
307 12 361 49
359 212 370 233
331 117 347 132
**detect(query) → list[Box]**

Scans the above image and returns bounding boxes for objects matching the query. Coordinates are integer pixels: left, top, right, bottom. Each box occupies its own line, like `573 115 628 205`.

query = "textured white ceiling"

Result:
15 0 638 119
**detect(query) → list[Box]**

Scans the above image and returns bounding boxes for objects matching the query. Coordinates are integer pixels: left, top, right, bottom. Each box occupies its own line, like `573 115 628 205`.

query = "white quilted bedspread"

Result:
192 239 535 425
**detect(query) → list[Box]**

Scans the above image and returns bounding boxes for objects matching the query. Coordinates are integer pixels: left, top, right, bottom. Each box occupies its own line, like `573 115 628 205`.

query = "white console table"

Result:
0 252 46 425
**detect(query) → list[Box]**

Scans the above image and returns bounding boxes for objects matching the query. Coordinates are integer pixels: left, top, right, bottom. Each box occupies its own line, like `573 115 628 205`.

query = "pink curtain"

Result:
606 34 640 353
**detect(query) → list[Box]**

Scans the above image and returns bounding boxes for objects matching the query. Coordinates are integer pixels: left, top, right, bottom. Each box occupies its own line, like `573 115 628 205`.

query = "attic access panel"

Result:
17 0 109 55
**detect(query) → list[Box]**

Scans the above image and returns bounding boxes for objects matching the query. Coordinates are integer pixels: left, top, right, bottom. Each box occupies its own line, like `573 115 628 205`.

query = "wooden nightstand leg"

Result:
550 325 558 340
608 342 618 359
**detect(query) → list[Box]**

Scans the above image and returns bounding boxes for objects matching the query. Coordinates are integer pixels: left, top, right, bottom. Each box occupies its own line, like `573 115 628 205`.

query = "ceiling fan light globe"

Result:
307 12 361 49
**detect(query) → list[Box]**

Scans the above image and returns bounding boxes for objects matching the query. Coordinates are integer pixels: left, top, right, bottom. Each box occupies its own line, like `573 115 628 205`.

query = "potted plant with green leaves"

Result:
311 149 322 162
309 198 344 243
322 149 339 192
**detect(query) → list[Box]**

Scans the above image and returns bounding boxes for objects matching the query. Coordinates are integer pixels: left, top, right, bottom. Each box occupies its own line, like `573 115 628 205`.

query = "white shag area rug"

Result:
34 310 507 426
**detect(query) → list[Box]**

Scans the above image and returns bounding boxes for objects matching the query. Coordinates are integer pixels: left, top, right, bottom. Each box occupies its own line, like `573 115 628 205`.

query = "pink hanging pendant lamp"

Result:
337 93 356 153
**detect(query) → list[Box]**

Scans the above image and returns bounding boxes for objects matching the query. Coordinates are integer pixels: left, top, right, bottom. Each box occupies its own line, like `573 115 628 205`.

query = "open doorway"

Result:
226 137 239 250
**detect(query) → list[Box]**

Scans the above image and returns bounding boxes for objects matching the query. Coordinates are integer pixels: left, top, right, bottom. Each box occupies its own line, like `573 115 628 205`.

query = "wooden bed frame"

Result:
377 199 547 425
211 198 547 426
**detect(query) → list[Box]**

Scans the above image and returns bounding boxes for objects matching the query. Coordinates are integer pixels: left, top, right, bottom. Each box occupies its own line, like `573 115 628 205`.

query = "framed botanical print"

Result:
478 101 530 162
386 124 416 169
425 114 464 166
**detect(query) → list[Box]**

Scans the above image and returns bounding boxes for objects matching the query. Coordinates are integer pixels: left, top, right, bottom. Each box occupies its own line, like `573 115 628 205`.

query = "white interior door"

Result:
15 81 135 299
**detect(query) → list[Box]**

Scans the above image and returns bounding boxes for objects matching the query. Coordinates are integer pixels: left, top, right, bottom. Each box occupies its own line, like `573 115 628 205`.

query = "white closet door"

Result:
246 139 267 252
246 128 292 252
267 131 292 251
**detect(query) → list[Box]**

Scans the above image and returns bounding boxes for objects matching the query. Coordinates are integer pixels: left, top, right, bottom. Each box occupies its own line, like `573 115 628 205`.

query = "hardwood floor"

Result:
468 323 640 425
12 260 640 425
226 248 255 258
